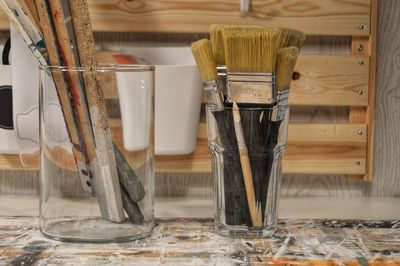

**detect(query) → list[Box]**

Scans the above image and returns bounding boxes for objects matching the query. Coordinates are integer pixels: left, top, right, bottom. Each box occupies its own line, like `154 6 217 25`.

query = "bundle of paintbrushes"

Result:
0 0 145 224
192 25 304 228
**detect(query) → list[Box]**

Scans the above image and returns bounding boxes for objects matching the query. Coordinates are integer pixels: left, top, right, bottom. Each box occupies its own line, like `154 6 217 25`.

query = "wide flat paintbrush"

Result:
223 26 281 104
192 39 251 226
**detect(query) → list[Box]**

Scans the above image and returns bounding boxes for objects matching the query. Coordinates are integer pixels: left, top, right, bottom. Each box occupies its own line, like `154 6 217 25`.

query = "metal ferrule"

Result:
227 72 276 104
216 65 228 97
204 80 225 109
271 89 289 122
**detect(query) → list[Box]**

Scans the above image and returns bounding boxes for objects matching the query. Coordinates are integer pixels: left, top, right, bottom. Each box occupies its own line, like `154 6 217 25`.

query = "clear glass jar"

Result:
206 104 289 238
39 65 154 243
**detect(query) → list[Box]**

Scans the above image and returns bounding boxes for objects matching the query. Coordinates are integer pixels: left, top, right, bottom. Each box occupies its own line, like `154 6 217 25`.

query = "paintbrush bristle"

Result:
223 26 281 73
276 27 291 49
276 46 299 91
287 29 306 50
191 39 218 82
210 24 225 66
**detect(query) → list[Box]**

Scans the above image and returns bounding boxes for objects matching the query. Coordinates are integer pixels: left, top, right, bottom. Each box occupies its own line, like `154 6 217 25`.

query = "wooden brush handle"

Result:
239 148 262 228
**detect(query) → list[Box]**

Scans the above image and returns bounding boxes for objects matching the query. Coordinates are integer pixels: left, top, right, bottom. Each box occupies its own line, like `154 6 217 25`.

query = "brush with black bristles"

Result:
192 39 251 226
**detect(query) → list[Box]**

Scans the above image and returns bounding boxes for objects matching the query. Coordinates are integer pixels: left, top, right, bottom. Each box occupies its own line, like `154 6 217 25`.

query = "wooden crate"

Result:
0 0 377 180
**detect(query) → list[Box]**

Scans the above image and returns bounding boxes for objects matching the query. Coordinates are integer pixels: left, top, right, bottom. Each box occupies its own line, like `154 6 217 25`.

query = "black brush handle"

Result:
2 38 10 65
261 119 282 221
120 184 144 224
213 110 251 226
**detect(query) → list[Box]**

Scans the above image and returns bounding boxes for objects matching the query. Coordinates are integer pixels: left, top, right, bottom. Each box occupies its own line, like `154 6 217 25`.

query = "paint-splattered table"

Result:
0 217 399 265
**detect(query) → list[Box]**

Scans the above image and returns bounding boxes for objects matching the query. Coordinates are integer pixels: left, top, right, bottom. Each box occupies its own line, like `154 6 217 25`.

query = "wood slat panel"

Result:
0 123 366 175
0 0 370 36
201 55 370 106
290 55 370 106
157 123 367 174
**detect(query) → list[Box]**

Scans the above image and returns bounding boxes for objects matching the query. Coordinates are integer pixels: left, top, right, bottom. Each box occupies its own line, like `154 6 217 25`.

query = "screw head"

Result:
357 44 364 52
358 130 363 135
359 60 364 65
359 25 365 30
357 90 363 95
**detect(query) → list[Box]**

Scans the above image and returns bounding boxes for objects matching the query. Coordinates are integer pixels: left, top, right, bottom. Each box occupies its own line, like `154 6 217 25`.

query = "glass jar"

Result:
206 103 289 238
39 65 154 243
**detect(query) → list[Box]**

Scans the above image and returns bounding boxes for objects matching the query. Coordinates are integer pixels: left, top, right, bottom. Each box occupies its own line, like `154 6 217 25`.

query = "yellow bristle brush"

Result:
287 29 306 50
259 46 300 225
222 26 281 104
210 24 225 66
191 39 224 108
276 46 299 92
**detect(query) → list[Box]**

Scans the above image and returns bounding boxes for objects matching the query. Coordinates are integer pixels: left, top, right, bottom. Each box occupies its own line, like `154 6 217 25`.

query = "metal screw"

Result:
357 90 363 95
359 60 364 65
357 44 364 52
359 25 365 30
357 130 363 135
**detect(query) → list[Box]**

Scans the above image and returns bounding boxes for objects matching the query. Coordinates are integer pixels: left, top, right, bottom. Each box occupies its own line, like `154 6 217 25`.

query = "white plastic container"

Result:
121 47 203 155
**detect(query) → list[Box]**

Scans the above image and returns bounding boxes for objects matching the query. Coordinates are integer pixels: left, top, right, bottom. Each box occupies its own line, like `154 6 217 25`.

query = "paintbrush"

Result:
191 39 224 109
260 46 299 221
222 26 282 104
191 39 251 226
232 100 261 228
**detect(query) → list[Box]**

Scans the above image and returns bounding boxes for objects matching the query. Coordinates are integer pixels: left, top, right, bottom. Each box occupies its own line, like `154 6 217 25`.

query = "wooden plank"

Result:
348 38 369 179
0 0 371 36
283 158 366 175
156 123 367 174
0 123 367 175
290 55 370 106
364 0 378 181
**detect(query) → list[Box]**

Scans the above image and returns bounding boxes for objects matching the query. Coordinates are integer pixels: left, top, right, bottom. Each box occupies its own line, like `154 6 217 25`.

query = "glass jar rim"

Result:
39 64 155 72
206 103 289 111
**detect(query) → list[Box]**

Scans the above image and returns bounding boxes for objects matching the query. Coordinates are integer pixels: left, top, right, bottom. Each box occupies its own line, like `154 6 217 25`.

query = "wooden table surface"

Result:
0 217 399 265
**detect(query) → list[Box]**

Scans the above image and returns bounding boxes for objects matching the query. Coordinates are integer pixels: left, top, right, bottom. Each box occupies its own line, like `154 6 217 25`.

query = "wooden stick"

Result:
232 101 262 228
35 0 93 194
68 0 147 211
47 0 125 223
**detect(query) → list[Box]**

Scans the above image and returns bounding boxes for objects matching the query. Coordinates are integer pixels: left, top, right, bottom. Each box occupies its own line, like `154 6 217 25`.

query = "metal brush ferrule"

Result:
204 80 224 109
227 72 276 104
216 65 228 97
271 89 289 122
